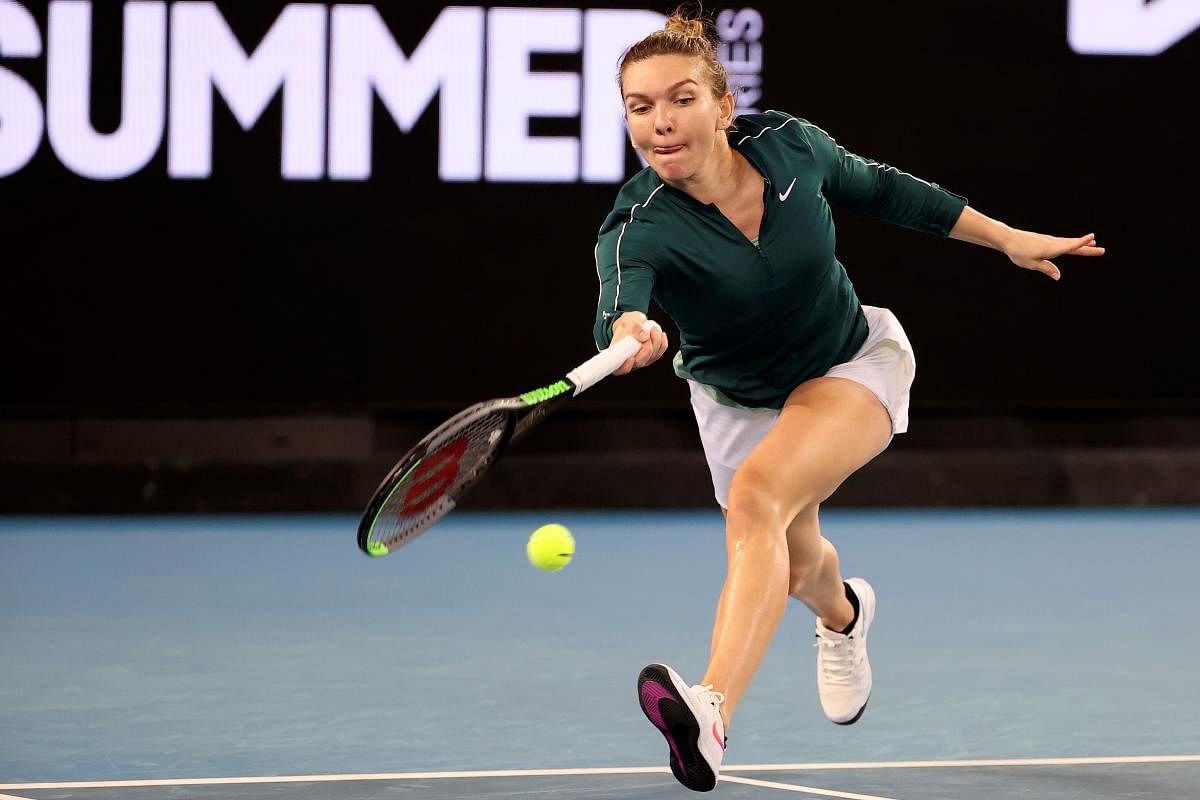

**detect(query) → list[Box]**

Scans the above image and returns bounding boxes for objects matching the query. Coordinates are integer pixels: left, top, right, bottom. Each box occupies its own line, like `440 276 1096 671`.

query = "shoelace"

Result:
691 683 726 710
814 631 861 684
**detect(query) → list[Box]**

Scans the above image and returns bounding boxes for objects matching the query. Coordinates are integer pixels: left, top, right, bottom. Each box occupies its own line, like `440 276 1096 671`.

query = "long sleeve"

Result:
592 247 655 349
803 121 967 237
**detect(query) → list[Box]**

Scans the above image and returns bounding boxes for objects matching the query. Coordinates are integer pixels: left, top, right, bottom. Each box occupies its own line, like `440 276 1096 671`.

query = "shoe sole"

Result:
637 664 718 792
832 695 869 726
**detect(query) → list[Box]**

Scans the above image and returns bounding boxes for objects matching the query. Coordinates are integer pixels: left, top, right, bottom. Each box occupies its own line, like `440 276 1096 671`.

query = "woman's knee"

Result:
725 466 791 533
726 465 822 532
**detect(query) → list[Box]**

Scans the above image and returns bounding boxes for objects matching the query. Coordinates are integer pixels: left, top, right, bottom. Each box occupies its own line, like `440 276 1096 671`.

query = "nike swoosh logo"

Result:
778 178 797 202
712 721 725 750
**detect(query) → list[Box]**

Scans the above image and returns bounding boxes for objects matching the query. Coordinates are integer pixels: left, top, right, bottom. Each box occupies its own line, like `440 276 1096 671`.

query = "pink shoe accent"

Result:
640 680 686 777
712 720 725 750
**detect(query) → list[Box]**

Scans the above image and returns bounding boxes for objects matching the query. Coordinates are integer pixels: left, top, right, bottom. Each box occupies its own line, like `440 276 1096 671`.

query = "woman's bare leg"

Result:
701 377 892 726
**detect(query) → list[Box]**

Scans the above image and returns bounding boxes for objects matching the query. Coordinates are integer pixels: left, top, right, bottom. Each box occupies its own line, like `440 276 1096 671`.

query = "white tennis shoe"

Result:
637 663 726 792
815 577 876 725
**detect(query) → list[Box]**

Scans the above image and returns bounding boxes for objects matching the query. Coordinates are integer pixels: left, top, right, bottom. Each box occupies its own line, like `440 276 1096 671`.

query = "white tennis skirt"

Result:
687 305 916 508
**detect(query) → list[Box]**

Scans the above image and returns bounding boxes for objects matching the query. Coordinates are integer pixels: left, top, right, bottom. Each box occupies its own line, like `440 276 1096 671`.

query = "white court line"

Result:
0 767 669 790
1 755 1197 791
1 793 38 800
724 755 1200 771
720 774 898 800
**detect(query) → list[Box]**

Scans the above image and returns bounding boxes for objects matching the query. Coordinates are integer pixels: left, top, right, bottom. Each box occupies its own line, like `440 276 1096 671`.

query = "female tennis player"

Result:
594 11 1105 792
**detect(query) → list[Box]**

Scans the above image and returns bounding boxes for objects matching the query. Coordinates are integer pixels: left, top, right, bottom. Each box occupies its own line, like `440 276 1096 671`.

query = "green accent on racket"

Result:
366 458 424 550
520 380 572 406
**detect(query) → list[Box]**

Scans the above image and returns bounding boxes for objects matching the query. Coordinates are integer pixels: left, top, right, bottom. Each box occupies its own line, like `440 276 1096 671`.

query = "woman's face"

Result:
621 54 733 183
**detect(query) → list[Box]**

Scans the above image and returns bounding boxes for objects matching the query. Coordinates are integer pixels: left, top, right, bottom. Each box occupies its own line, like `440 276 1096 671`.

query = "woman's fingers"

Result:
1048 234 1105 259
615 319 668 373
1071 234 1105 255
637 325 666 369
644 324 668 368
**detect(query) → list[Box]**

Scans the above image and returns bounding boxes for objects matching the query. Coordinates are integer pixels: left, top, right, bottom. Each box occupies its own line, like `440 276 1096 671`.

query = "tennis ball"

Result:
527 523 574 572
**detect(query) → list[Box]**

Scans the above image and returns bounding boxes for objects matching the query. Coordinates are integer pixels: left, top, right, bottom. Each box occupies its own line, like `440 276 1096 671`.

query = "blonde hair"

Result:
618 9 730 101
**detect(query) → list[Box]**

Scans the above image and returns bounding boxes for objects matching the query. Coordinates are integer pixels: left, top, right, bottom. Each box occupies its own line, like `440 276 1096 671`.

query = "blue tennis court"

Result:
2 509 1197 798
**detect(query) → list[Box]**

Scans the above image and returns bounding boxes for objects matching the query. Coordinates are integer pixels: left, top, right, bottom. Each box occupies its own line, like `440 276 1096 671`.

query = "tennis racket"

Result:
357 326 654 557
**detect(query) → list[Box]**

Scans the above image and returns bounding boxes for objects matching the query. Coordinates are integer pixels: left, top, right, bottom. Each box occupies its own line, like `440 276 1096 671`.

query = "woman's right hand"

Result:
610 311 668 375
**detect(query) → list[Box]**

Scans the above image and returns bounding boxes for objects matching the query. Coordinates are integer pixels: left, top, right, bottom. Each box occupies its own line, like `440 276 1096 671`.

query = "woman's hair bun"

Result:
664 14 706 40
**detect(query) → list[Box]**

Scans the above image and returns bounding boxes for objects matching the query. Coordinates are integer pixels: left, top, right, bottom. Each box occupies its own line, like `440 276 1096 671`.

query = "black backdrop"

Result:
4 1 1197 416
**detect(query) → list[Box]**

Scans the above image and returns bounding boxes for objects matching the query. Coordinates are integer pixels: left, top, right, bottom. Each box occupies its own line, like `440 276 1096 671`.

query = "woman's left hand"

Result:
1004 230 1105 281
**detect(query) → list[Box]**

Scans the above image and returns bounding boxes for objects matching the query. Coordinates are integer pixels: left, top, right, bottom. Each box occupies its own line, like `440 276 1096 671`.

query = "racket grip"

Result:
566 324 654 394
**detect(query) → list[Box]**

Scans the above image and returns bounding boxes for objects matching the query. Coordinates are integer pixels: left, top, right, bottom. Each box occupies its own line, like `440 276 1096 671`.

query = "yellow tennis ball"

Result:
527 523 574 572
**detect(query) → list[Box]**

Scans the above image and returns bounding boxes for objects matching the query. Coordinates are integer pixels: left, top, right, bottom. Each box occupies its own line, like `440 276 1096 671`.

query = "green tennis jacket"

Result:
593 110 967 410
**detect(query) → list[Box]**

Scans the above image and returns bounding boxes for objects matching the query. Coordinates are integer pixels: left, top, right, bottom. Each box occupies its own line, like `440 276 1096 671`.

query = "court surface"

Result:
2 509 1198 799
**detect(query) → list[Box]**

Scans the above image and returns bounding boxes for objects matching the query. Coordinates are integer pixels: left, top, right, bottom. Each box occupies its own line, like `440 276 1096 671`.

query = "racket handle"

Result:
567 322 657 395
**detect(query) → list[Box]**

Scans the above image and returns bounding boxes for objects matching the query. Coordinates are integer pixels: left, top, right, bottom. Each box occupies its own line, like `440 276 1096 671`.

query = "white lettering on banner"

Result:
0 3 766 182
329 5 483 181
169 2 326 179
485 8 581 182
48 1 166 180
0 0 44 177
717 8 762 115
1069 0 1200 56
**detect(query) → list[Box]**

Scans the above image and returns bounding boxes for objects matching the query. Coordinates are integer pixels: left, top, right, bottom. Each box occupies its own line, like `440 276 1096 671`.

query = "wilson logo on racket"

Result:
402 437 470 516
